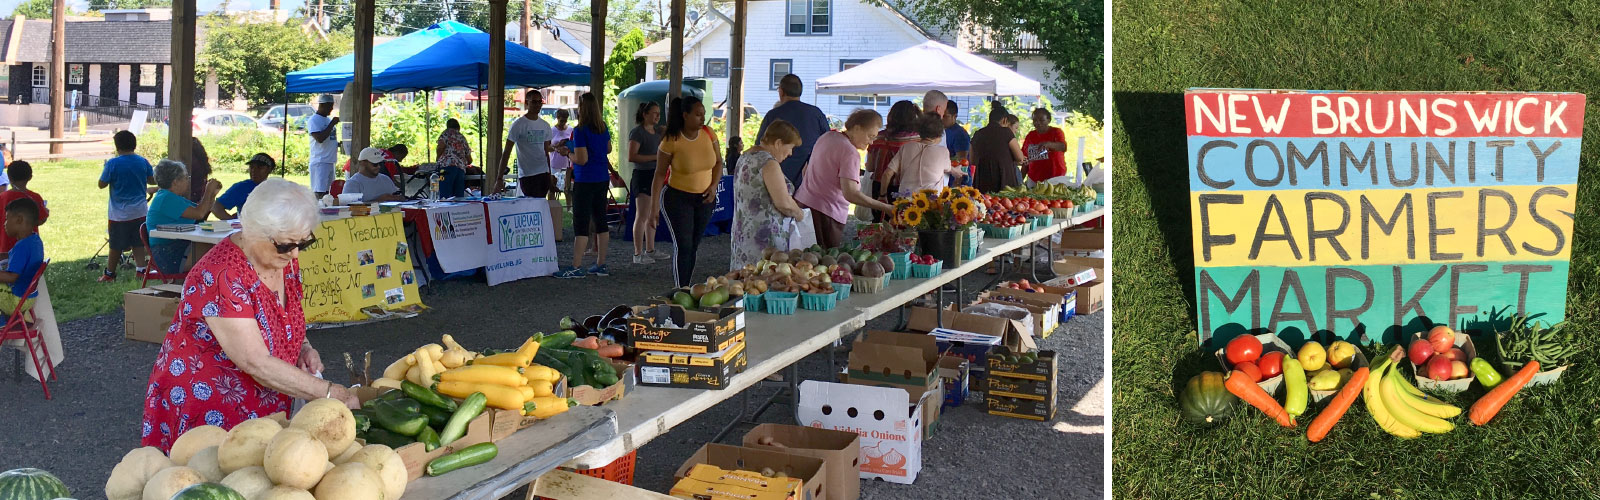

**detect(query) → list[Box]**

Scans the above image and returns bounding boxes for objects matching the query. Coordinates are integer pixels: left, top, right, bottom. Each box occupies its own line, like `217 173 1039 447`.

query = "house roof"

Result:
634 1 937 59
1 19 175 64
549 18 615 56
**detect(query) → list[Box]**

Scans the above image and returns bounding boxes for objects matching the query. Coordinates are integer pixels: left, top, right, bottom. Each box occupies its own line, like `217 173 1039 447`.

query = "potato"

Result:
258 485 316 500
219 466 274 500
142 466 205 500
289 399 356 457
187 445 224 481
169 425 228 465
348 444 407 499
218 418 283 475
314 462 384 500
330 441 363 464
263 429 329 490
105 447 175 500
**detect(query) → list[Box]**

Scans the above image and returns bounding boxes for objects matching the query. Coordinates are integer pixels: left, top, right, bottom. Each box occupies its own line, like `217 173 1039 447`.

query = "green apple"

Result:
1298 342 1327 372
1308 368 1341 391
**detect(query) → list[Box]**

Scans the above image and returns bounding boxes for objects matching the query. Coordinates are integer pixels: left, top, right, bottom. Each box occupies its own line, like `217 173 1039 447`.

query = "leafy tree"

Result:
11 0 57 19
570 0 658 40
869 0 1102 119
198 18 351 106
605 28 647 93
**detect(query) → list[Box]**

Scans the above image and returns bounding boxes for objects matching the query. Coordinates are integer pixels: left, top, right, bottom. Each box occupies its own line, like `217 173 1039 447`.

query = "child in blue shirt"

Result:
0 197 43 314
97 131 153 282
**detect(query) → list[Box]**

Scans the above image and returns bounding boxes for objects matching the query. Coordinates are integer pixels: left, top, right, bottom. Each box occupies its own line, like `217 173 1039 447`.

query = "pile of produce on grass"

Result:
1496 314 1579 372
1409 325 1488 385
734 246 889 295
104 398 406 500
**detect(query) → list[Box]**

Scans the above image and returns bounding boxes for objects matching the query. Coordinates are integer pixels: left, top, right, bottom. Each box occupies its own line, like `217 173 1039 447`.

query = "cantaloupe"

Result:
288 399 356 458
257 485 316 500
265 412 290 427
187 446 225 482
218 466 273 500
170 425 229 465
142 466 206 500
312 463 383 500
263 429 328 490
347 445 407 499
217 418 282 475
106 447 175 500
330 441 363 464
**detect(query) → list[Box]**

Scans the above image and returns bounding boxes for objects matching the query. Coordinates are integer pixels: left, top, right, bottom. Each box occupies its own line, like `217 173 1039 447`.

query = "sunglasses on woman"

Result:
273 237 317 254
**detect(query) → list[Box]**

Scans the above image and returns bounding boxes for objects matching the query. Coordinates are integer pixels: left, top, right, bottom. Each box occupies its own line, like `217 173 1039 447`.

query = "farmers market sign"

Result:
1185 89 1584 344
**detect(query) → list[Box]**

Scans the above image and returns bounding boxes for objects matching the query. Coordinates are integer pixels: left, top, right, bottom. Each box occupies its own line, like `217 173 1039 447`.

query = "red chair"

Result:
0 259 55 399
329 179 346 198
140 223 189 288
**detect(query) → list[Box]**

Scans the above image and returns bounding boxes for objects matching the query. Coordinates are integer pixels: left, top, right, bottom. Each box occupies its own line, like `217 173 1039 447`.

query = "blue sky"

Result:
2 0 312 16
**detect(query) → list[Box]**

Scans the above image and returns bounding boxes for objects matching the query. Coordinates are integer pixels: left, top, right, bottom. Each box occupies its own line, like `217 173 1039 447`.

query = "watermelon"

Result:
0 468 69 500
171 483 245 500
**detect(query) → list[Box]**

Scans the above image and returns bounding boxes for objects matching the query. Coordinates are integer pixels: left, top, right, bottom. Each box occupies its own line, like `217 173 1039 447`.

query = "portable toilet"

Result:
615 78 708 242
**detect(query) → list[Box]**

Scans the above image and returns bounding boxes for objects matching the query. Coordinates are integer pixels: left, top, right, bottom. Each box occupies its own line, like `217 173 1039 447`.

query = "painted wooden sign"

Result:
1185 89 1584 345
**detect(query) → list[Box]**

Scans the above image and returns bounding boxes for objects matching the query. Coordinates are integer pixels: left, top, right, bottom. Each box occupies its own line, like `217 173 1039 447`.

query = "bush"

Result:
137 125 314 174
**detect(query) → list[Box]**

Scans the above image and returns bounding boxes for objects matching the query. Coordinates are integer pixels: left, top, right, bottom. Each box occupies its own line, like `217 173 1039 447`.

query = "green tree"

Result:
869 0 1102 119
571 0 657 40
605 28 647 93
11 0 56 19
198 18 351 106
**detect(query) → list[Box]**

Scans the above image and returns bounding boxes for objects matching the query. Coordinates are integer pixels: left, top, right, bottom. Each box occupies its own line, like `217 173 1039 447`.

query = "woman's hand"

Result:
702 183 718 205
329 384 361 409
298 344 324 374
780 206 806 219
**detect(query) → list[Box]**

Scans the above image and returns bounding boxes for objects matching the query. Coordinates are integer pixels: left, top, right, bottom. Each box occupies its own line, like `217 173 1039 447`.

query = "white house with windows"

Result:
634 0 1057 122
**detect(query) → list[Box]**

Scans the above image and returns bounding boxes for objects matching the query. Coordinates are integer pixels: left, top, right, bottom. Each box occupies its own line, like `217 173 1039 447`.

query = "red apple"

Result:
1450 360 1470 379
1234 361 1262 383
1257 352 1285 379
1225 335 1264 365
1427 356 1453 381
1407 339 1435 366
1448 348 1467 362
1427 325 1455 354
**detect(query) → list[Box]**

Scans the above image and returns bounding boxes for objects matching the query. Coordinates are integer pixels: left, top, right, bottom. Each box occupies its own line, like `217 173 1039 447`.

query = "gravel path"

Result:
0 233 1103 499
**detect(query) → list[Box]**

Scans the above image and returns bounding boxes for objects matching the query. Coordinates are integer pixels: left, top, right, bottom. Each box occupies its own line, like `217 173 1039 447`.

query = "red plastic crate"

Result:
535 450 637 498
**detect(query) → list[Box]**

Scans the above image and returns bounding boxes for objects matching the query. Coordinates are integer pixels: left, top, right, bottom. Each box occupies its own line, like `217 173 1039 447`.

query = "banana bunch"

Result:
1364 352 1462 438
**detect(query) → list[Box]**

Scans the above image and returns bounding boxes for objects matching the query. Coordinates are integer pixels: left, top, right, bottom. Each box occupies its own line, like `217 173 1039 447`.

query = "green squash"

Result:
0 468 69 500
1179 371 1238 425
170 482 246 500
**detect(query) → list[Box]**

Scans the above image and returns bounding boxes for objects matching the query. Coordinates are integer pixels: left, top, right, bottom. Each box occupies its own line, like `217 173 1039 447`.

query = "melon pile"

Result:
107 399 407 500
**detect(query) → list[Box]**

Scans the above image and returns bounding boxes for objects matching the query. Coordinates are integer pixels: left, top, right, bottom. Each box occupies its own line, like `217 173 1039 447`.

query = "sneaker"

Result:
588 264 610 276
553 266 587 279
648 249 671 260
632 254 655 265
96 273 117 283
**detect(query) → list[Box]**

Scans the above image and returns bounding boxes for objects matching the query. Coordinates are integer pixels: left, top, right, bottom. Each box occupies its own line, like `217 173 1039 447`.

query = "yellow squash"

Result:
435 381 529 411
529 380 555 398
523 365 560 383
525 396 575 418
474 352 533 368
438 364 526 386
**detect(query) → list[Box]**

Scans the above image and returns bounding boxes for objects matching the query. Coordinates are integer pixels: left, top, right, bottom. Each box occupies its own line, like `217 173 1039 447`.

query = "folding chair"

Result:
604 168 630 232
0 259 55 399
139 223 189 288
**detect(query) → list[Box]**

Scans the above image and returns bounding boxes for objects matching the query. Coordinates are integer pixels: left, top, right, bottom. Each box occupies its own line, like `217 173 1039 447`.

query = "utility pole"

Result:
48 0 64 157
317 0 325 30
667 0 683 101
168 0 196 164
270 0 279 9
589 0 605 94
521 0 531 48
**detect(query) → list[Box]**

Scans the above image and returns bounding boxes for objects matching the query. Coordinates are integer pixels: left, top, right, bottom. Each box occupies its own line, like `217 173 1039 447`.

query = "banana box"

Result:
638 339 748 389
672 445 826 500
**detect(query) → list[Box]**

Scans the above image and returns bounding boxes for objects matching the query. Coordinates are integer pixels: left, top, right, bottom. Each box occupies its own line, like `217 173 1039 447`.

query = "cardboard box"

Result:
355 387 494 481
637 339 748 389
1075 280 1105 314
938 356 971 409
1054 228 1105 250
628 304 745 354
985 393 1057 421
987 349 1059 380
674 444 827 500
1051 255 1105 280
797 381 927 484
907 306 1035 357
844 330 943 437
928 327 1004 370
567 359 634 405
999 281 1080 325
742 424 861 500
977 290 1061 338
124 284 183 343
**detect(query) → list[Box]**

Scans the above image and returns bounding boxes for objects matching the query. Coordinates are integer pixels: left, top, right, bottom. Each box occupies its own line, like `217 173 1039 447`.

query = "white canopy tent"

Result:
815 41 1043 96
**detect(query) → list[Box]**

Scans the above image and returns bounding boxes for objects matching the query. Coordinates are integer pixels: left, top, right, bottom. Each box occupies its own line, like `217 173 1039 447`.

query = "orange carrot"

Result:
571 336 601 350
1469 360 1539 425
1225 369 1295 427
1307 366 1368 442
598 344 625 358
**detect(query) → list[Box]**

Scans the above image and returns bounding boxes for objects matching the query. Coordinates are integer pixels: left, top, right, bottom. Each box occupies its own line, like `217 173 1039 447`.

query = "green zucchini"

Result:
439 392 488 446
534 350 581 381
351 410 372 433
402 380 458 411
538 330 578 349
416 425 442 452
363 427 414 449
426 443 499 476
420 405 452 429
374 400 429 436
360 389 406 410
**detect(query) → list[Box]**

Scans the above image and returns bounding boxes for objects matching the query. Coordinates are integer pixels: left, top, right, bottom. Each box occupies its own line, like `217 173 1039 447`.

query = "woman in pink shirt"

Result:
794 109 894 248
880 112 964 197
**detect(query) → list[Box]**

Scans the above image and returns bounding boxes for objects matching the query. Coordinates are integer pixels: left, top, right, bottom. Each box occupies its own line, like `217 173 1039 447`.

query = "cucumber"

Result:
538 330 578 349
439 392 488 446
420 405 452 429
426 443 499 476
363 427 414 448
549 347 616 388
416 425 442 451
374 400 429 436
534 350 581 383
402 380 458 411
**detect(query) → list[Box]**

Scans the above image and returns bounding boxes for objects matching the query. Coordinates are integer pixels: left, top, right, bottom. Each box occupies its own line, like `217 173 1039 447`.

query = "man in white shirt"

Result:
501 90 556 197
344 147 407 203
306 94 341 198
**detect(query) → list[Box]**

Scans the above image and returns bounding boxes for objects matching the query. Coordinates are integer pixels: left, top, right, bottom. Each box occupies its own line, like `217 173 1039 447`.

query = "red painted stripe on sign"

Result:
1184 91 1585 138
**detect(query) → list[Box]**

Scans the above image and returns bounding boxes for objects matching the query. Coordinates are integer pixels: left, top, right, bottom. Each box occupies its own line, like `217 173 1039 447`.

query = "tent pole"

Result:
425 90 433 162
280 87 288 177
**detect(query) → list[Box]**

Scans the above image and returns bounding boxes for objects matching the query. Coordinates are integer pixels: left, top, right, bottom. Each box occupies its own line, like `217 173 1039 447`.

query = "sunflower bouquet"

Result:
894 186 985 232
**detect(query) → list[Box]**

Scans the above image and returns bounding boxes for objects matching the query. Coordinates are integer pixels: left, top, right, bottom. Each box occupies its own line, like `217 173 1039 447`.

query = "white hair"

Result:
240 179 319 239
922 90 948 114
154 159 187 189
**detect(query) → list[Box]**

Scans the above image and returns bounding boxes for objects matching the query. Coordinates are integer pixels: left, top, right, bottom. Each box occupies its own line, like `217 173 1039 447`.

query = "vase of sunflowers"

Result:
893 186 984 269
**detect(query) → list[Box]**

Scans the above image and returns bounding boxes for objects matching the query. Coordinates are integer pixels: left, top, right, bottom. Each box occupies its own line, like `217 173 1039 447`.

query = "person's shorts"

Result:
0 293 35 317
630 168 656 200
520 174 552 198
108 218 146 252
310 162 336 192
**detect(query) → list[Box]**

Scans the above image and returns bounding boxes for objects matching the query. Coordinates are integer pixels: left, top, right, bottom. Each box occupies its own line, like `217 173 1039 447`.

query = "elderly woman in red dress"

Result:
141 179 359 451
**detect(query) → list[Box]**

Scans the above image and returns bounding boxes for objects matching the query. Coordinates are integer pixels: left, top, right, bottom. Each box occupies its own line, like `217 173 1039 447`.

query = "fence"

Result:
29 89 170 127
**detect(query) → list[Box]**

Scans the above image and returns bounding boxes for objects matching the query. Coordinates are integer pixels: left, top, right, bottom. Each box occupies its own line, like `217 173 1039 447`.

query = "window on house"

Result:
770 59 792 90
704 58 729 78
786 0 830 35
68 64 84 85
31 65 46 87
139 65 157 87
653 62 669 80
837 60 889 106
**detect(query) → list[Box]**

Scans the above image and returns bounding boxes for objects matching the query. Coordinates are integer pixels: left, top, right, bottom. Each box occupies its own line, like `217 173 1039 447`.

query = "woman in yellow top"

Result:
648 96 724 287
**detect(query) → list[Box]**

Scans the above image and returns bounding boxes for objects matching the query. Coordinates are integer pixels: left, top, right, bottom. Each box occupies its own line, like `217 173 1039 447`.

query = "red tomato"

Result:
1225 335 1263 365
1257 352 1285 379
1234 361 1262 383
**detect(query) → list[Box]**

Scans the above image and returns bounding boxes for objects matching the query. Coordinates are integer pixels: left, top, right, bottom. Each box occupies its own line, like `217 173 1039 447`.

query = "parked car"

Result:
189 109 269 136
258 104 316 131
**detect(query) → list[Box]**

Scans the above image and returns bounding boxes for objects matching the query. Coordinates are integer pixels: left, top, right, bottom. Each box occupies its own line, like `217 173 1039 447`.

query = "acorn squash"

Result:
1179 371 1237 425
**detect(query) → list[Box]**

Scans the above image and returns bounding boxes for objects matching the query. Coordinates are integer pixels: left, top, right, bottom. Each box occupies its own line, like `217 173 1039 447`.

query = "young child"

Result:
97 130 154 282
0 161 47 259
0 198 44 315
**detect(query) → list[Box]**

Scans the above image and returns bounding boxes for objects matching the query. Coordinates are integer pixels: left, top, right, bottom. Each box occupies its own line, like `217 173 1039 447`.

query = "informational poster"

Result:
1185 89 1583 344
484 197 560 285
426 202 491 273
300 212 425 323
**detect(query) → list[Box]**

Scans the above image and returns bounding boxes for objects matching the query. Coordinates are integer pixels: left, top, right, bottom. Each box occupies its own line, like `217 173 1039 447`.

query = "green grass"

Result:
32 159 308 322
1112 1 1600 497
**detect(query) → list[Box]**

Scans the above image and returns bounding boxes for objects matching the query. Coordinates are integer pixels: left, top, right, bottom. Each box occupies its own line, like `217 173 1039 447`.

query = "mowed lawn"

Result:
30 159 308 322
1112 1 1600 498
